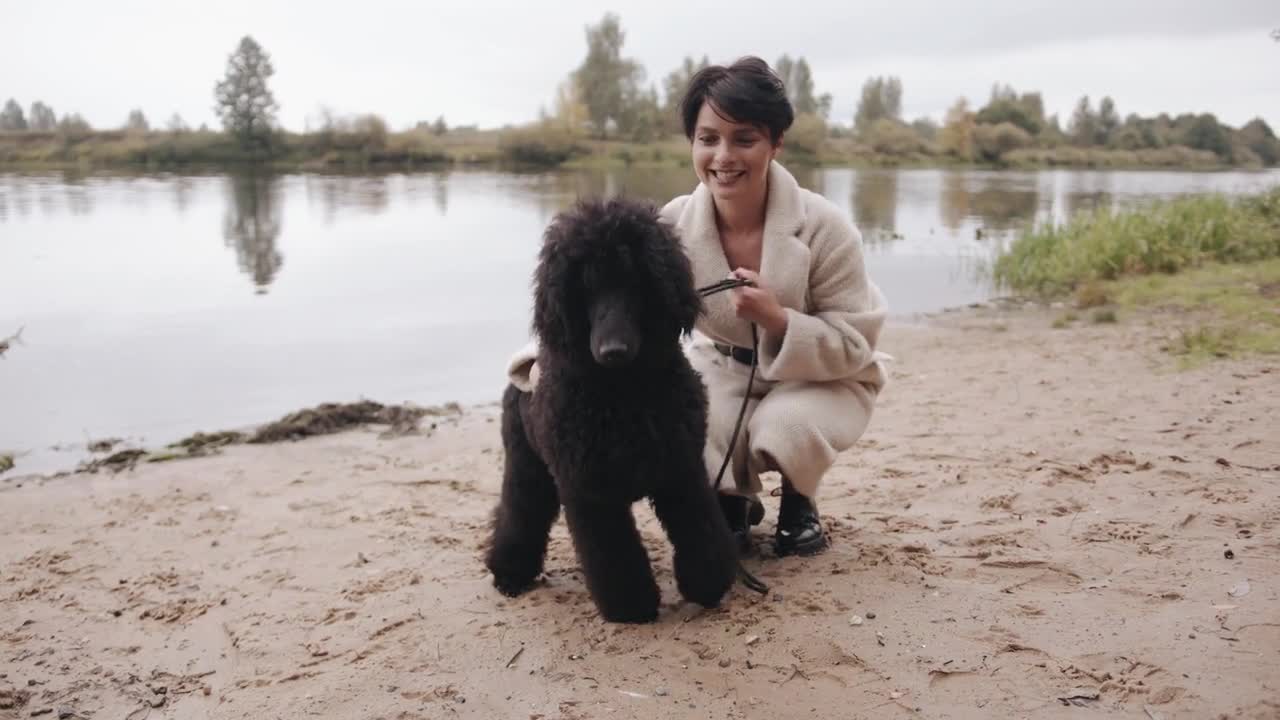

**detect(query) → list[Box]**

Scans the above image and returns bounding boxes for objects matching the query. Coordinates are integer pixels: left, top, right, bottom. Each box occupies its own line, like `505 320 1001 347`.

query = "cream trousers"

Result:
687 333 876 500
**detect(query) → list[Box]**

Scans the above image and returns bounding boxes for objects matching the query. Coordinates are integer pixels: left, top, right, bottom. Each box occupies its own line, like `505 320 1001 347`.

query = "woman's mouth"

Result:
710 168 746 184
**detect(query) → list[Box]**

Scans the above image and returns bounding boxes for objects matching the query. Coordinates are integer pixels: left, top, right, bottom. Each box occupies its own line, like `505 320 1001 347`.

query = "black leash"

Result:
696 279 769 595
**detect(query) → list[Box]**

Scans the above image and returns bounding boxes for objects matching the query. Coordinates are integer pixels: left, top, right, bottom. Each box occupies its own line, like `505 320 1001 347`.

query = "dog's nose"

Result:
598 341 633 367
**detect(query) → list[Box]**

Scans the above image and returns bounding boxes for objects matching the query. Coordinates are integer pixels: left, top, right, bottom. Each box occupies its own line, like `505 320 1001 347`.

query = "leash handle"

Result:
697 277 755 297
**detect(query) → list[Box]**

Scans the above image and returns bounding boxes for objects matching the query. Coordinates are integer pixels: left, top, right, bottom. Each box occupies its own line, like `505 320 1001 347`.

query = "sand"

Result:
2 307 1277 720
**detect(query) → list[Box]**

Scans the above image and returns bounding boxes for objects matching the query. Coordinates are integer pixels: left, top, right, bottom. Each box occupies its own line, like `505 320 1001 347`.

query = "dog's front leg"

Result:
652 474 737 609
562 497 660 623
486 387 560 597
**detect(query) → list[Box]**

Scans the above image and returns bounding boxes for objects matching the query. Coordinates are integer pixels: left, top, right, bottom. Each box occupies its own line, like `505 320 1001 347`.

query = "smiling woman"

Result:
657 56 891 558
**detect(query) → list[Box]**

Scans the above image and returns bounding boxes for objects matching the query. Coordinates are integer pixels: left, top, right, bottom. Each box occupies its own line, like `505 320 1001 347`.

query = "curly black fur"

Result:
484 197 738 623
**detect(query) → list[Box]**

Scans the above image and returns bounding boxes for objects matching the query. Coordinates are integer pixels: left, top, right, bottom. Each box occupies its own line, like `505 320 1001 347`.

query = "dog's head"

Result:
533 197 700 368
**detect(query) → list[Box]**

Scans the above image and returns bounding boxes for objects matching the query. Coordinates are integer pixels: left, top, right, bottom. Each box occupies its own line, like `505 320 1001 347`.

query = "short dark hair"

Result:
680 56 794 144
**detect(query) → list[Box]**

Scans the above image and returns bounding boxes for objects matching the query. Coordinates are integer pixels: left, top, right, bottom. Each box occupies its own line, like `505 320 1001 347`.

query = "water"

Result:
3 166 1277 474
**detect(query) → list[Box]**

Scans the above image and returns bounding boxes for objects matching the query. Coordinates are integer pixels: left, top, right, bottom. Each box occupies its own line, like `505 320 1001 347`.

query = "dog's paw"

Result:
491 571 540 598
674 544 736 609
485 543 543 598
599 601 660 624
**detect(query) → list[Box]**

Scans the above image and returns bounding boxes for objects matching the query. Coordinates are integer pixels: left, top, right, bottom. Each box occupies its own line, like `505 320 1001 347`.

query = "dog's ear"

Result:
643 213 701 337
532 211 580 351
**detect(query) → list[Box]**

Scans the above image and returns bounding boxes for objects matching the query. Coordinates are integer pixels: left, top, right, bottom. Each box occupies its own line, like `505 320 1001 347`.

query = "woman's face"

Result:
690 101 780 205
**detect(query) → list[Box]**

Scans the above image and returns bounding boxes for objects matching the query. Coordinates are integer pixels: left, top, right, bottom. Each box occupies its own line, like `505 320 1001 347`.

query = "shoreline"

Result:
0 306 974 485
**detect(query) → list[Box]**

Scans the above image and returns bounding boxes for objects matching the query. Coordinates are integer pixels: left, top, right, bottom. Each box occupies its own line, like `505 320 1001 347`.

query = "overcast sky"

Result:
6 0 1278 133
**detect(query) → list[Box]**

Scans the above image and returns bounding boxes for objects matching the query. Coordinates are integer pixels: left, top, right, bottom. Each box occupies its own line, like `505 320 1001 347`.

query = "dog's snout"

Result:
597 341 633 367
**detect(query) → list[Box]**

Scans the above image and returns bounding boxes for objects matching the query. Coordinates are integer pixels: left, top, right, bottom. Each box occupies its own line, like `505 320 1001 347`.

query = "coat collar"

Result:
677 160 810 346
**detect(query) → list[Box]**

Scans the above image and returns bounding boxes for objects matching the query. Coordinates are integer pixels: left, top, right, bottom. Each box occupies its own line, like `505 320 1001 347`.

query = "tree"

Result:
125 109 149 132
1040 114 1066 147
572 13 644 139
661 55 709 133
28 101 56 131
938 98 975 160
775 55 831 118
431 116 447 135
1096 97 1119 146
552 79 589 132
1068 96 1097 146
854 77 902 136
910 117 939 142
167 113 190 132
214 35 279 148
1182 113 1230 158
975 84 1044 135
616 85 663 142
57 113 91 135
0 99 27 131
1239 118 1279 166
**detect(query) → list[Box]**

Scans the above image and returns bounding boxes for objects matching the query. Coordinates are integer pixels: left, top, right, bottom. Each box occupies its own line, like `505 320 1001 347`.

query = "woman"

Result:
508 56 889 557
661 56 889 557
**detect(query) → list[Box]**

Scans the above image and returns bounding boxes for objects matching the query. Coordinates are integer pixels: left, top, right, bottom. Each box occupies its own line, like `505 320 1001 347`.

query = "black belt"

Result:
714 343 756 365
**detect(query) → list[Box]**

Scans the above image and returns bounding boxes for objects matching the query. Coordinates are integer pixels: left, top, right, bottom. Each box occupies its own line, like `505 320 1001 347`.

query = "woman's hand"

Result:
728 268 789 337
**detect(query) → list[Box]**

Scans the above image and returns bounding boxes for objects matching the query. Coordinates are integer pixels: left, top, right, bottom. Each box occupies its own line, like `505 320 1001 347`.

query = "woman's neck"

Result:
714 186 768 236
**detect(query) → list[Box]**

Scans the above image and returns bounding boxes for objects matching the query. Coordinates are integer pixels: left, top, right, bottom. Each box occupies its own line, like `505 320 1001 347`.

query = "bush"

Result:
784 112 827 157
497 125 586 166
865 118 924 157
972 122 1033 162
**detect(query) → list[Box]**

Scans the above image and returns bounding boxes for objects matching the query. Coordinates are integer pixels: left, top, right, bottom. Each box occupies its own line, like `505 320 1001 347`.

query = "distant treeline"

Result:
2 20 1277 170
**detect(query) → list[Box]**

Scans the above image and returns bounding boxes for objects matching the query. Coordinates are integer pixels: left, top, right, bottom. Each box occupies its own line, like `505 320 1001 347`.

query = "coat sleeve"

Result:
758 204 887 383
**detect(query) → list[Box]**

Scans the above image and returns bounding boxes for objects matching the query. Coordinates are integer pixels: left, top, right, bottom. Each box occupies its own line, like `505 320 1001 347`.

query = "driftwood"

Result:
0 327 23 358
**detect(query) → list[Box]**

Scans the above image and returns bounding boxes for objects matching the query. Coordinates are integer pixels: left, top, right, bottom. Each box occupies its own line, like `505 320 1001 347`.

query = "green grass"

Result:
994 188 1280 296
1109 259 1280 366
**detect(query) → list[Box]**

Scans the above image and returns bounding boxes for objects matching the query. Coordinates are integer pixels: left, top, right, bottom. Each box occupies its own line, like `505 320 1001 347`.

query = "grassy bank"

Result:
994 188 1280 295
0 126 1259 172
995 188 1280 365
1046 260 1280 367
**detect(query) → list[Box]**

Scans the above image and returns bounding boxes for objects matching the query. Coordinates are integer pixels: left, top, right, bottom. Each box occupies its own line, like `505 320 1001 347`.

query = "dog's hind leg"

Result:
486 385 560 597
562 498 660 623
652 468 738 609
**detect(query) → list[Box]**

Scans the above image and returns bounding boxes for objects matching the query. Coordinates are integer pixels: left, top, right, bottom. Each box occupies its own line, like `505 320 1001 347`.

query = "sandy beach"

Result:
2 306 1277 720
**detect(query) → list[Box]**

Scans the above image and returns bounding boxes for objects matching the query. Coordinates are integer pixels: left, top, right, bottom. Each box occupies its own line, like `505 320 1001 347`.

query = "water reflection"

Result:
969 184 1038 231
223 173 283 292
432 172 449 215
851 170 899 238
63 173 94 216
305 174 390 223
1064 190 1109 219
938 172 1041 232
171 176 194 214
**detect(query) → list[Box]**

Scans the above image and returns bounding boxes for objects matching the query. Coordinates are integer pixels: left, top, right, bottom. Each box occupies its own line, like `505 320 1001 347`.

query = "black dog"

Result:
484 197 738 623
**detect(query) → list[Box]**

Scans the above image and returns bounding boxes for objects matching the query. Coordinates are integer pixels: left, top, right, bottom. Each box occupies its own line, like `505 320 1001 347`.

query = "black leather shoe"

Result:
718 494 764 555
775 486 828 557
